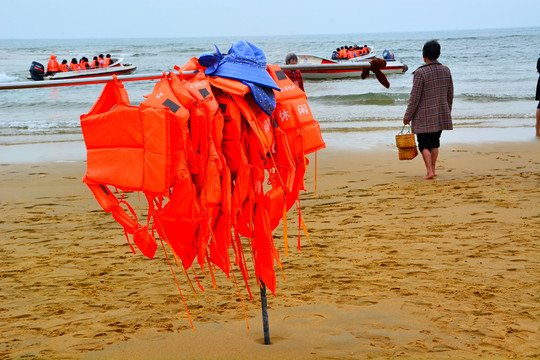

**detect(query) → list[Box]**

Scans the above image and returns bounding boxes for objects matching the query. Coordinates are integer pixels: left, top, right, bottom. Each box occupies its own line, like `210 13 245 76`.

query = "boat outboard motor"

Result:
382 50 395 61
29 61 45 81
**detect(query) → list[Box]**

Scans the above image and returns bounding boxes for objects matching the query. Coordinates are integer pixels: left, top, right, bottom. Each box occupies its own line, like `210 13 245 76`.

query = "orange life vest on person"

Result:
69 63 80 71
47 59 59 72
103 57 111 67
59 63 68 72
90 59 99 68
79 61 88 70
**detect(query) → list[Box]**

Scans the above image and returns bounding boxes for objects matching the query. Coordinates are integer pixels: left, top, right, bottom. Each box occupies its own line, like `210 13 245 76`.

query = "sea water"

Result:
0 27 538 162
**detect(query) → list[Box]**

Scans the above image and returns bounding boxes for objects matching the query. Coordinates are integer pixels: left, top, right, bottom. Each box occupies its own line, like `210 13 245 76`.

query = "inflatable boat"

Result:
28 58 137 81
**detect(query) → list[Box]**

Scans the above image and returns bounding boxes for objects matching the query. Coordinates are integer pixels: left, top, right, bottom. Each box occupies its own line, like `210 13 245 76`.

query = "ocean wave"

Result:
0 72 18 82
0 128 82 137
309 92 409 106
131 52 159 57
162 46 209 54
0 135 82 146
457 93 531 102
0 97 95 110
322 126 395 133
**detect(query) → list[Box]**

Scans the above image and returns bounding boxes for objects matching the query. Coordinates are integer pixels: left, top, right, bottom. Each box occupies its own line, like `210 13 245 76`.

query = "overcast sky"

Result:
1 0 539 39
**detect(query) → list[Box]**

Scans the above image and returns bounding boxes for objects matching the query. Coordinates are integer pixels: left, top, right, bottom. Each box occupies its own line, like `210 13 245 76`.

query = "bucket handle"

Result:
400 124 412 134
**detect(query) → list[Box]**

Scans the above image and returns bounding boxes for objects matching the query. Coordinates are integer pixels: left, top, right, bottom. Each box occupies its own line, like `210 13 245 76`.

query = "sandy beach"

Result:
1 140 538 359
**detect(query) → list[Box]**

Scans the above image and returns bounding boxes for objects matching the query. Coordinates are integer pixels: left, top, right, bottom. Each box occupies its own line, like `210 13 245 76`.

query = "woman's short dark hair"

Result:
423 40 441 61
285 53 298 64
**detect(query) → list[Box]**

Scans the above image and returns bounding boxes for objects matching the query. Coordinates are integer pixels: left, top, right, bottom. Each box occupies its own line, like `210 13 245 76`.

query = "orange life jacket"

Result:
59 63 68 72
90 59 99 68
267 64 325 226
152 70 232 273
103 57 111 67
80 79 166 259
47 59 59 72
201 69 282 288
80 59 326 299
267 65 326 159
69 63 80 71
139 73 207 269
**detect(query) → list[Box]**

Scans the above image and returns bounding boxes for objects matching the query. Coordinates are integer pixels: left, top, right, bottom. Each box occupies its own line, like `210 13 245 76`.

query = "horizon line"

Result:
1 25 538 41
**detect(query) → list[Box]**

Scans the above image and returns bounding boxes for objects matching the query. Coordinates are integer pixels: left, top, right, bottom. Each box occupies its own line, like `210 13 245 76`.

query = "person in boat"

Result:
103 54 112 68
332 48 340 60
403 40 454 179
90 56 99 68
98 54 104 68
69 58 80 71
348 46 357 59
284 53 304 91
46 54 60 75
59 59 69 72
79 57 90 70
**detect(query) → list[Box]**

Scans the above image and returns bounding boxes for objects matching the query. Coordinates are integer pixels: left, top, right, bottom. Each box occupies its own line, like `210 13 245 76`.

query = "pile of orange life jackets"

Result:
80 57 325 304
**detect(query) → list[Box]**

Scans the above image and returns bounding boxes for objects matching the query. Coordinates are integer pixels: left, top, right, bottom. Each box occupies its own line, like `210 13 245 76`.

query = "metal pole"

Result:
260 281 271 345
0 71 197 90
0 63 373 91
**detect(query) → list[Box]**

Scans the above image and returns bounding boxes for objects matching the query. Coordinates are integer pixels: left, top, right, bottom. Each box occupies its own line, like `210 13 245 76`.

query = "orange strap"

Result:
232 269 250 330
266 149 289 257
295 200 321 262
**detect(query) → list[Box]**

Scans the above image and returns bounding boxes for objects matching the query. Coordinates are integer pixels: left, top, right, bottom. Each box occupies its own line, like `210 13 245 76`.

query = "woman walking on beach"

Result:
535 57 540 136
403 40 454 179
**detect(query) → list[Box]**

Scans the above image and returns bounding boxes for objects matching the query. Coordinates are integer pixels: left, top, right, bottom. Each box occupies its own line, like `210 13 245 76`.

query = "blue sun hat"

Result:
205 40 280 91
202 40 280 116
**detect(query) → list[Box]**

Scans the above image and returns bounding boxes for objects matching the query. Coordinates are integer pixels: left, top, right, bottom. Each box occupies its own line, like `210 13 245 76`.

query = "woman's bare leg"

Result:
421 148 435 179
431 148 439 176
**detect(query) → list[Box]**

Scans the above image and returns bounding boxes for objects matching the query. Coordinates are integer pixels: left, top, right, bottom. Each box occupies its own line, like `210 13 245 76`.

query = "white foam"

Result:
0 72 17 82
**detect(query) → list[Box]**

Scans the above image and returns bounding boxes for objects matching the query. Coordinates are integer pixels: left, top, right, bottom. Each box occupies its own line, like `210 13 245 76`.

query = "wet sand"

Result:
1 141 539 359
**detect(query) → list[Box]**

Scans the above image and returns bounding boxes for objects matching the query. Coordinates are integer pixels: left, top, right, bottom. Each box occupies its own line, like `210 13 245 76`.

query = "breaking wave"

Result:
309 92 409 106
